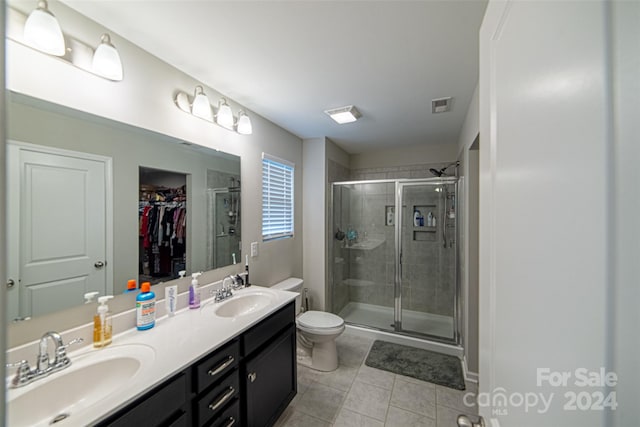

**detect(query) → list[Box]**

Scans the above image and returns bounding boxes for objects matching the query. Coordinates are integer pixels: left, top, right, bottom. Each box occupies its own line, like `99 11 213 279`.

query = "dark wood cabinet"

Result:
243 325 296 427
96 301 295 427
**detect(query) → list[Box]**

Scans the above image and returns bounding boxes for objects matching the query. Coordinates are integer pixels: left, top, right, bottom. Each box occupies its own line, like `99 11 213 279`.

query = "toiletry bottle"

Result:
189 272 202 309
94 295 114 348
84 291 99 304
165 285 177 317
124 279 137 293
414 210 422 227
427 211 434 227
136 282 156 331
245 255 250 286
432 214 437 227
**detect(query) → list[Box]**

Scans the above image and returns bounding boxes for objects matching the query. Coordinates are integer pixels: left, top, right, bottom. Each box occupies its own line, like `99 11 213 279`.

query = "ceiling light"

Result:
92 33 123 81
191 86 213 121
216 98 234 130
23 0 65 56
324 105 361 124
236 111 253 135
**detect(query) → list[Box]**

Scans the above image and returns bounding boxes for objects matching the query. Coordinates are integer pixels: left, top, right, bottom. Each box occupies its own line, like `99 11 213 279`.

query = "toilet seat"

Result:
296 311 345 335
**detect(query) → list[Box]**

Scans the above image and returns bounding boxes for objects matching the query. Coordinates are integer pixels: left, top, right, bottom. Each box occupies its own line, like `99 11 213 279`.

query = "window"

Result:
262 153 294 241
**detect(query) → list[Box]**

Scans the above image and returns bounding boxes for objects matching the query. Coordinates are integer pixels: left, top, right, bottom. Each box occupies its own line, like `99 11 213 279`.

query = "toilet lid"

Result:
297 311 344 329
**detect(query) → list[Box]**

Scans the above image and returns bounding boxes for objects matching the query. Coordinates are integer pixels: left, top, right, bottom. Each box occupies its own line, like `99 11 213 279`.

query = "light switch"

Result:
251 242 258 257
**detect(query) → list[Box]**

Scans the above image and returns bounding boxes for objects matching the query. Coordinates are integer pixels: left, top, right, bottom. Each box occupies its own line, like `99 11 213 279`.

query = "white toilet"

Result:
272 278 345 372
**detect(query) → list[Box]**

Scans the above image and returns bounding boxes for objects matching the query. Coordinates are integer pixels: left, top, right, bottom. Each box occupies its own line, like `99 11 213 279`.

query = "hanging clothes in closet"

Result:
139 198 186 277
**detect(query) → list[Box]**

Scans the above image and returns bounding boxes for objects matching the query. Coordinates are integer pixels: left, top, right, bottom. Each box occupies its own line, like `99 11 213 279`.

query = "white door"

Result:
478 1 616 426
7 142 111 320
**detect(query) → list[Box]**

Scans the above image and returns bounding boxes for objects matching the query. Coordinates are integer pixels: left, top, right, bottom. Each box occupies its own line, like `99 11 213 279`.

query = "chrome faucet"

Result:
6 331 83 388
214 276 235 302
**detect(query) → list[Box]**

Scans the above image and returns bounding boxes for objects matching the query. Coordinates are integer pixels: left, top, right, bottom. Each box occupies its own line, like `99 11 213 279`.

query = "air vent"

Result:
432 97 452 114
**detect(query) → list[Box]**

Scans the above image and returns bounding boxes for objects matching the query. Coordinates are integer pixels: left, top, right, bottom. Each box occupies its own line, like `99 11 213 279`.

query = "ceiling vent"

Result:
431 97 452 114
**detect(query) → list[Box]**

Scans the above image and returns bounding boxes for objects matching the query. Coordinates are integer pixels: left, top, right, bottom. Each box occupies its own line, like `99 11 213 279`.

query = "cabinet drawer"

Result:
196 370 240 426
208 399 241 427
195 339 240 393
242 302 294 356
101 373 187 426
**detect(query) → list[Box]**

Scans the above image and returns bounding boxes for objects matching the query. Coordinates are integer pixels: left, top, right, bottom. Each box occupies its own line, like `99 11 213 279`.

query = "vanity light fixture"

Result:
216 98 235 130
92 34 123 81
324 105 361 124
191 86 214 121
173 87 253 135
9 3 125 81
236 111 253 135
23 0 65 56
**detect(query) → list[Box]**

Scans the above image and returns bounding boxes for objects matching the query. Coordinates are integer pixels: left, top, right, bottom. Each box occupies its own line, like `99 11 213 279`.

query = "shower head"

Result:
429 161 460 177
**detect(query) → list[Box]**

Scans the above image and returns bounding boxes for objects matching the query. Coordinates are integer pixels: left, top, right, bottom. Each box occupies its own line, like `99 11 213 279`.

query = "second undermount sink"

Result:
214 290 277 318
7 344 155 427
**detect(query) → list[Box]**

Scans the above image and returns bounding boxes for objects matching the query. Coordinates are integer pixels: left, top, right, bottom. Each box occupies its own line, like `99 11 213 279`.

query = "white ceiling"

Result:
62 0 487 154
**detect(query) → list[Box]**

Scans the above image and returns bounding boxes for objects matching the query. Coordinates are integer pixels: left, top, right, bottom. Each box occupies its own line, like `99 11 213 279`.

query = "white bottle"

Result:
189 272 202 309
427 211 434 227
414 210 422 227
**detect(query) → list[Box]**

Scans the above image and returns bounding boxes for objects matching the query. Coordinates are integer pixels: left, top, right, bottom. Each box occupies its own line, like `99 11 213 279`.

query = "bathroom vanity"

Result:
98 303 296 427
5 286 297 427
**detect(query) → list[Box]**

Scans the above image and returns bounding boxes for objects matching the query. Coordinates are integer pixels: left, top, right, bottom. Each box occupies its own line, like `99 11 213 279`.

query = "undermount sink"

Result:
213 291 276 318
7 344 155 427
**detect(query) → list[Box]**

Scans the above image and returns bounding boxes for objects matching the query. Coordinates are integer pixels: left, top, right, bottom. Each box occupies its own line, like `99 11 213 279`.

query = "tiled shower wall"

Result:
329 161 456 319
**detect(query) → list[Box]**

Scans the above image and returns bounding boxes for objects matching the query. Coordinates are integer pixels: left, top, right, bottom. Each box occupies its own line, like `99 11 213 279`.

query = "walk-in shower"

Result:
329 178 460 345
207 179 241 269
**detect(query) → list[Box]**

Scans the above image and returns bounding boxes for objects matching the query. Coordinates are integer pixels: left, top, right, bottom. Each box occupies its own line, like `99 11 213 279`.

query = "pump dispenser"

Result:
189 272 202 309
84 291 99 304
94 295 114 348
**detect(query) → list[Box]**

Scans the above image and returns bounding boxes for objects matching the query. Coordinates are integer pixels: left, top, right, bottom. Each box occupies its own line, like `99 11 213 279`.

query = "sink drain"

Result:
50 413 70 424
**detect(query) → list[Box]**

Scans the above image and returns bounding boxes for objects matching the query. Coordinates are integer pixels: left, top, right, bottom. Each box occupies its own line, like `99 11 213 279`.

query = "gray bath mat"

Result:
365 340 465 390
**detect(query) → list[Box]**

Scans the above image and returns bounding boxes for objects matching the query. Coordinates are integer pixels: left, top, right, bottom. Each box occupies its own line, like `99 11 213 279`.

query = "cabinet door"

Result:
243 325 296 427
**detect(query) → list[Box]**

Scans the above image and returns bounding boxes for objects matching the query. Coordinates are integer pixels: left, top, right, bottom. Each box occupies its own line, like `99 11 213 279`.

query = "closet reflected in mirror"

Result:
6 92 241 322
139 167 188 284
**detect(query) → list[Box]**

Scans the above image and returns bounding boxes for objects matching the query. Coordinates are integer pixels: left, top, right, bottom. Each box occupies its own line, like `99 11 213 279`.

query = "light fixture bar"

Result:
324 105 361 124
173 88 253 135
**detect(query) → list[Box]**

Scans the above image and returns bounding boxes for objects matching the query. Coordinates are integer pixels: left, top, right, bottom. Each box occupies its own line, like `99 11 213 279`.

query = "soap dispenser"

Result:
94 295 114 348
189 272 202 309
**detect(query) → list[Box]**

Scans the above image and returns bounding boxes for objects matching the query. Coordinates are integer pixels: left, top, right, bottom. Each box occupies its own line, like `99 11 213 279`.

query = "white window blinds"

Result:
262 153 294 241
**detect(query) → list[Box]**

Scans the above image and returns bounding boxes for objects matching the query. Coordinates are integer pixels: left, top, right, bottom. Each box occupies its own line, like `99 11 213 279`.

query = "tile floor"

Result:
274 331 479 427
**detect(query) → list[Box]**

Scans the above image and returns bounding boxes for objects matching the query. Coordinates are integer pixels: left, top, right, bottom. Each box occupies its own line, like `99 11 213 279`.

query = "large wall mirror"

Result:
6 92 241 321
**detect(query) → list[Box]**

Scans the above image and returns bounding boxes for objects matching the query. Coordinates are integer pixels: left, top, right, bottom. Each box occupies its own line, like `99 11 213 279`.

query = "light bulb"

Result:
23 0 65 56
191 86 213 121
92 34 123 81
216 99 234 130
237 111 253 135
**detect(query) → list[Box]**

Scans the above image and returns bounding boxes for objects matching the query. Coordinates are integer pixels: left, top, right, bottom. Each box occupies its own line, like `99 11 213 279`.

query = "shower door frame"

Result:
330 177 461 346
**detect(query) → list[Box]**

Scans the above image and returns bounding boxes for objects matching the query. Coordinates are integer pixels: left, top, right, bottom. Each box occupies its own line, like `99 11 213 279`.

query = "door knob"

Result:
94 261 106 268
457 415 485 427
248 372 257 383
6 278 15 289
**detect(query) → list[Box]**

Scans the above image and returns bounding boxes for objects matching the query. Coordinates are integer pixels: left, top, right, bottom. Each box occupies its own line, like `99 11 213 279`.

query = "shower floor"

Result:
338 302 454 340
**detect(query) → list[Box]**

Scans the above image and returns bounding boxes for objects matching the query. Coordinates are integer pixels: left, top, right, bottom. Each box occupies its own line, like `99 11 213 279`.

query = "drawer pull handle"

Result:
224 417 236 427
208 356 235 377
248 372 257 383
209 387 235 412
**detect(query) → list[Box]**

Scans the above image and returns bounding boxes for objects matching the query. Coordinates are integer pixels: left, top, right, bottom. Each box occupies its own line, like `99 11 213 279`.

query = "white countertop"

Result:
6 285 297 427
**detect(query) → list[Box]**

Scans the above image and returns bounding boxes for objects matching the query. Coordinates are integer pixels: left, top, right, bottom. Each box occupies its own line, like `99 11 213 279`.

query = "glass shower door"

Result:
397 180 457 341
331 181 396 333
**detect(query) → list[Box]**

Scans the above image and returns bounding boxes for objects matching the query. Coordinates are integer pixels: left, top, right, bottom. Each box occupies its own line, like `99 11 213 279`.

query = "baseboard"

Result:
462 355 479 384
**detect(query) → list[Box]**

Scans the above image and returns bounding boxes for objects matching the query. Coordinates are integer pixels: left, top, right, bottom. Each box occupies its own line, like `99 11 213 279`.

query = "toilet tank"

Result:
271 277 303 314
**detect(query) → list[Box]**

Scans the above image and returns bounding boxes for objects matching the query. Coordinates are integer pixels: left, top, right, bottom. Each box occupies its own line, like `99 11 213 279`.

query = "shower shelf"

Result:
344 238 385 250
342 278 375 287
